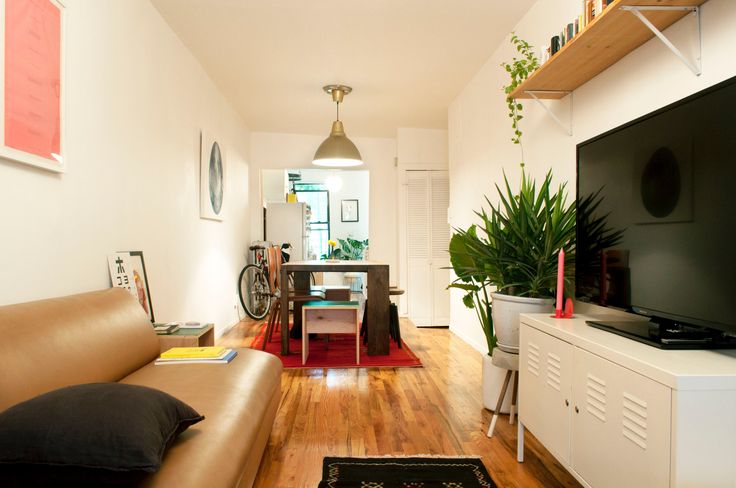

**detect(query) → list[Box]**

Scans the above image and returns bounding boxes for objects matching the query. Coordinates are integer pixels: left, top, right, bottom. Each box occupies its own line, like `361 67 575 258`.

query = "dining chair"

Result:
262 246 324 348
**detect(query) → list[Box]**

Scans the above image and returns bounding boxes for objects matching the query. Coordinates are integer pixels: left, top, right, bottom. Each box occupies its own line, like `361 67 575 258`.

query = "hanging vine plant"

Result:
500 33 539 166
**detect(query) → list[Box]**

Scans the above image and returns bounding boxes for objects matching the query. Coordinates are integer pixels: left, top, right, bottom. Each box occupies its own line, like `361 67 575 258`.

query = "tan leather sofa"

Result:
0 288 282 487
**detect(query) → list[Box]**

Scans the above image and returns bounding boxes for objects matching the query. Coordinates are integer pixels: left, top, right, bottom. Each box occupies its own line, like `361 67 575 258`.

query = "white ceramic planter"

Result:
491 292 554 354
482 353 512 413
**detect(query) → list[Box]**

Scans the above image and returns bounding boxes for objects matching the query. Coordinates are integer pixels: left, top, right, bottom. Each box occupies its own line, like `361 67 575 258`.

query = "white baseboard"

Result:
448 323 488 355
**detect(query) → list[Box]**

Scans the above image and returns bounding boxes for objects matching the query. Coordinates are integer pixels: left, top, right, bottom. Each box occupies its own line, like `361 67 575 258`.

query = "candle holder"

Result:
552 298 575 319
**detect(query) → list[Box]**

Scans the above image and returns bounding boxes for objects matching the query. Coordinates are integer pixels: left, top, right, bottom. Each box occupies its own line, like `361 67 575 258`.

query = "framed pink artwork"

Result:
0 0 65 172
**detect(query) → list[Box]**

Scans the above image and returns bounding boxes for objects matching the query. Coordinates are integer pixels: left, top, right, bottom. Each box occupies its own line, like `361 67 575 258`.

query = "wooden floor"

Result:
219 316 582 488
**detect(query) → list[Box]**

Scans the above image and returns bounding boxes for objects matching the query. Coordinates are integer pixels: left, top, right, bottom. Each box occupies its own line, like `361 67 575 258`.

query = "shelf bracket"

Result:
620 5 701 76
524 90 573 136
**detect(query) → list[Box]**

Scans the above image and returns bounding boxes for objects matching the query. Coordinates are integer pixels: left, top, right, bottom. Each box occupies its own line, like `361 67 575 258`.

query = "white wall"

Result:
0 0 252 336
250 132 398 281
397 128 448 165
448 0 736 353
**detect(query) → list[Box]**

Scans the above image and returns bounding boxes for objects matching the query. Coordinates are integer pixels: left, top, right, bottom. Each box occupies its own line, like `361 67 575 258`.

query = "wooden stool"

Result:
487 348 519 438
302 301 360 365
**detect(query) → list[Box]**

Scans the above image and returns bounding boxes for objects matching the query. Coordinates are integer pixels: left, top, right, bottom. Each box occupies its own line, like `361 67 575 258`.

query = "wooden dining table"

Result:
280 260 390 356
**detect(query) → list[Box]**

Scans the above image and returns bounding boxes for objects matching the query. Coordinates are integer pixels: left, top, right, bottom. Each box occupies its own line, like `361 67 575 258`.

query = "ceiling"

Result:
151 0 535 138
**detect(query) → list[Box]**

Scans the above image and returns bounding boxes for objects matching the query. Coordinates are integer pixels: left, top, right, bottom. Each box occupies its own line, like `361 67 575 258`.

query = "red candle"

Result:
556 248 565 316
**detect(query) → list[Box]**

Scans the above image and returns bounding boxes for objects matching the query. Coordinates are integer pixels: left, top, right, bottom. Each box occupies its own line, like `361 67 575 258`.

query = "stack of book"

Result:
153 322 180 335
155 346 237 365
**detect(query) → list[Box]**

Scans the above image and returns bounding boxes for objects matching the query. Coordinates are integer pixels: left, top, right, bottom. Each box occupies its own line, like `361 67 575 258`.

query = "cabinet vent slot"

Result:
622 392 648 450
546 353 561 391
527 342 540 376
585 373 607 422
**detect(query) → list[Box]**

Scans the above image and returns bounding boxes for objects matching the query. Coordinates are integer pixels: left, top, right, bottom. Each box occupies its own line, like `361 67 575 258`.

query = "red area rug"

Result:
250 322 422 369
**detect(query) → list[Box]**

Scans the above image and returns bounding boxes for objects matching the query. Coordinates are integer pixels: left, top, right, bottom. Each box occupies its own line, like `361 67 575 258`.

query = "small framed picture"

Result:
127 251 155 323
341 199 359 222
107 251 155 322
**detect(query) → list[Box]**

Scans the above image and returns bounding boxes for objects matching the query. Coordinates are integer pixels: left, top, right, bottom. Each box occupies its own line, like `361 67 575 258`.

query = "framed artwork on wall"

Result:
0 0 66 173
200 130 226 221
341 199 359 222
107 251 155 322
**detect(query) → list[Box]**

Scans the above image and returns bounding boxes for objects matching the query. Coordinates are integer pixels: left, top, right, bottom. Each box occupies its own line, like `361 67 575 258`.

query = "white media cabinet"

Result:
517 313 736 488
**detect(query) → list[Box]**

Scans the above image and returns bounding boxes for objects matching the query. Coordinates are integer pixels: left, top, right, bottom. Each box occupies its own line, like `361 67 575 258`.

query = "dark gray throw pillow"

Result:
0 383 204 477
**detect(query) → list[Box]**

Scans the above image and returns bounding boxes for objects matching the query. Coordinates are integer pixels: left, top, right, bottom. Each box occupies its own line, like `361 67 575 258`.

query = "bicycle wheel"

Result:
238 265 271 320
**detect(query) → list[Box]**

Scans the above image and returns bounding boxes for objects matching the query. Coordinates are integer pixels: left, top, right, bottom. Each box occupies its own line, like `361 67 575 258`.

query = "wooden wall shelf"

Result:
510 0 708 100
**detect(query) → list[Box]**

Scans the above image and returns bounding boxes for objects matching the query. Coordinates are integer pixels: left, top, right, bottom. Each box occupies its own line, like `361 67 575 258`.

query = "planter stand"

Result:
487 348 519 438
482 354 512 413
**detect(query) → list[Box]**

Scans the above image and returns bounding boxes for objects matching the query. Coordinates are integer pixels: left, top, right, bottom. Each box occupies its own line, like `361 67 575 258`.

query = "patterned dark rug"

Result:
318 457 496 488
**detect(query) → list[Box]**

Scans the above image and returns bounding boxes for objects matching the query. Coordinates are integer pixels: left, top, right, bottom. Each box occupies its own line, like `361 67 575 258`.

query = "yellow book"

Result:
160 346 227 359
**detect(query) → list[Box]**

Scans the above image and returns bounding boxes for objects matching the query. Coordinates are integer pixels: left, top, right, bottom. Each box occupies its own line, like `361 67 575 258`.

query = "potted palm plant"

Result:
448 33 576 409
451 171 576 346
449 171 576 407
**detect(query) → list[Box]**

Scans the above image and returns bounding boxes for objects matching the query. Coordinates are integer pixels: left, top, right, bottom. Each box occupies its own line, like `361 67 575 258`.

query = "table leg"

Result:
366 265 389 355
280 266 289 355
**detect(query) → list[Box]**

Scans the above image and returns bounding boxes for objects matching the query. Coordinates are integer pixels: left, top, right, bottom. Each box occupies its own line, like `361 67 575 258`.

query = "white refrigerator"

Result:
265 202 310 260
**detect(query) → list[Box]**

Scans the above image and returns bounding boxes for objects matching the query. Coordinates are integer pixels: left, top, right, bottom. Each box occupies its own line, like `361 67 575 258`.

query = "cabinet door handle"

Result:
575 406 579 414
565 399 569 407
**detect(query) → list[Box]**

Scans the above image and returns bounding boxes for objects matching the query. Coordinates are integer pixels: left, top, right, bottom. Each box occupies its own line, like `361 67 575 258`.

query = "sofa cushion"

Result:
0 383 204 475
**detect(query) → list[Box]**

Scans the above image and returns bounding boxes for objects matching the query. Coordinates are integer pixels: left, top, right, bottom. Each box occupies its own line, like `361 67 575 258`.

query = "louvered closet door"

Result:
406 171 432 326
405 170 450 327
430 171 450 325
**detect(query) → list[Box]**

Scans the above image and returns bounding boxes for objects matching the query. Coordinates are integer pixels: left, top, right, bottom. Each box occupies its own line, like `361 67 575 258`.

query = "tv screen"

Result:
576 76 736 336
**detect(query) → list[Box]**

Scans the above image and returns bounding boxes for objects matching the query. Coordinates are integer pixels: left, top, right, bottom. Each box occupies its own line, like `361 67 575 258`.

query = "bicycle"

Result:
238 242 317 320
238 242 294 320
238 244 271 320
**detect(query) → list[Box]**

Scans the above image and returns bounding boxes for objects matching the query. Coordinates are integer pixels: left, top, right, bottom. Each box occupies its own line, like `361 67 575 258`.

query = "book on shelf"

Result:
160 346 227 359
155 349 237 365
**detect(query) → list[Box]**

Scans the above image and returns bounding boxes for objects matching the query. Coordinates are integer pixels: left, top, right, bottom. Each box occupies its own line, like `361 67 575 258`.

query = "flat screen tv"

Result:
576 75 736 348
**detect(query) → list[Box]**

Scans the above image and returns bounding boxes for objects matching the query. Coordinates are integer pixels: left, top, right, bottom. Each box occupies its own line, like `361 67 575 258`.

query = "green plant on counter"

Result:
320 237 369 261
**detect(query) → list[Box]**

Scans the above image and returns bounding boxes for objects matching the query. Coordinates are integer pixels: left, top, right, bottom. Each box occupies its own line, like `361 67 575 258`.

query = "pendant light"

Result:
312 84 363 167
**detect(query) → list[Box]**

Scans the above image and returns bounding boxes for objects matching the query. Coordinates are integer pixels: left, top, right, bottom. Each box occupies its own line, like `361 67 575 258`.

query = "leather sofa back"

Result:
0 288 160 411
